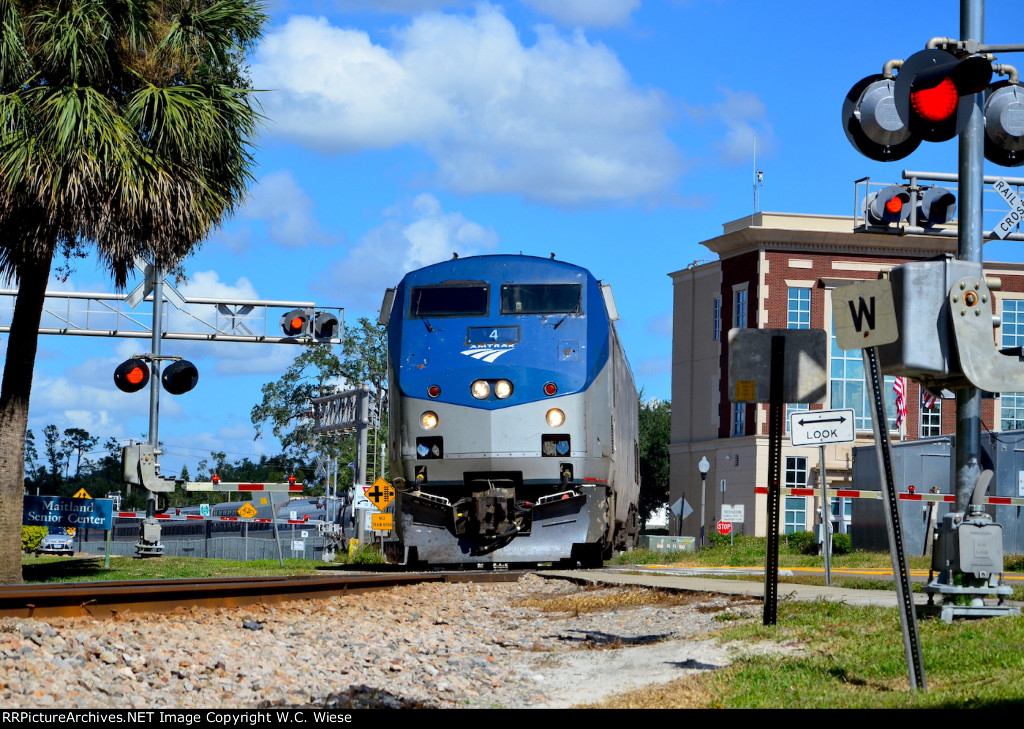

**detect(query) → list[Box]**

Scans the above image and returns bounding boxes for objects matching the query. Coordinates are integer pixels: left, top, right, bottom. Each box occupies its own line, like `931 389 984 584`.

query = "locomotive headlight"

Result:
471 380 490 399
494 379 513 399
546 408 565 427
420 411 439 429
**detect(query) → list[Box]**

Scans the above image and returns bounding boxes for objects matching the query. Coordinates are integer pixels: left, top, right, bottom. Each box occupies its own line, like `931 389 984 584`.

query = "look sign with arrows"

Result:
789 408 856 447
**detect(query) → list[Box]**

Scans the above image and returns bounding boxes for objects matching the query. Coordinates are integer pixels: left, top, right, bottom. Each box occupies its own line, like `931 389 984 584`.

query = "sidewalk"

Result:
542 568 926 608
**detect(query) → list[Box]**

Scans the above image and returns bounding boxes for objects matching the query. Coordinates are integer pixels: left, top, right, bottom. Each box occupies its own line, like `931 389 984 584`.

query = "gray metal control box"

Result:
876 256 983 386
931 514 1004 581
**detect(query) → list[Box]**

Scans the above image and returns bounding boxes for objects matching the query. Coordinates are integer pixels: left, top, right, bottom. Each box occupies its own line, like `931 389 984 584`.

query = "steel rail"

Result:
0 570 525 620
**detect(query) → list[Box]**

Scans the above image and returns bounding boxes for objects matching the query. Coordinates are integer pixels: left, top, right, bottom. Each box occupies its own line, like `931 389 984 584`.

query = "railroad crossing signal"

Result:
114 358 150 393
281 308 340 341
114 356 198 395
364 478 395 511
161 360 199 395
281 308 312 337
845 47 1024 166
894 49 991 143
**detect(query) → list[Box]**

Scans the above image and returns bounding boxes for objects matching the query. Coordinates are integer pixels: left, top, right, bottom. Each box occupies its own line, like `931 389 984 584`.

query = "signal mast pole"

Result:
954 0 984 514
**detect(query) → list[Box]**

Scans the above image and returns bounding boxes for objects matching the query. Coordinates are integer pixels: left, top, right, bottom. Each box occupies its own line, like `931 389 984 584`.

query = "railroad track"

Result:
0 569 526 620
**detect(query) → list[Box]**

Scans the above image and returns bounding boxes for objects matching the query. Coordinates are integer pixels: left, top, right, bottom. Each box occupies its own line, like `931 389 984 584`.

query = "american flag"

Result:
894 377 907 429
922 389 938 409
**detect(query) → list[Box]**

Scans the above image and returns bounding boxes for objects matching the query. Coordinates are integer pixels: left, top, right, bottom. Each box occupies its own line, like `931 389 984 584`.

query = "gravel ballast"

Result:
0 574 759 709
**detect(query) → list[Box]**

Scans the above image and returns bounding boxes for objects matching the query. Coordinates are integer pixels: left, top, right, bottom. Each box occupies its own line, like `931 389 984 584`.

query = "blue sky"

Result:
8 0 1024 480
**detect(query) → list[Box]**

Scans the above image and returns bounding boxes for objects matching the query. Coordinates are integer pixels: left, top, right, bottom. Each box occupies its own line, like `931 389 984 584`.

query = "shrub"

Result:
784 530 818 555
22 526 47 553
347 544 386 565
1005 553 1024 572
831 533 852 555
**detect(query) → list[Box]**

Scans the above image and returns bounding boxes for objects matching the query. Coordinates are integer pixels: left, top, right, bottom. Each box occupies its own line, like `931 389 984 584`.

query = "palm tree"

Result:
0 0 266 583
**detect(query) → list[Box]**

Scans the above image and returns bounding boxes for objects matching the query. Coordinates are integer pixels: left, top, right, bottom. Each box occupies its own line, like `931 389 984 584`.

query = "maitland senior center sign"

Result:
23 495 113 529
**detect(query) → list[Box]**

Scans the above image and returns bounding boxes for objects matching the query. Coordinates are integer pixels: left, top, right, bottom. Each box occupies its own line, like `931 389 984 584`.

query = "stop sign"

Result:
717 521 732 535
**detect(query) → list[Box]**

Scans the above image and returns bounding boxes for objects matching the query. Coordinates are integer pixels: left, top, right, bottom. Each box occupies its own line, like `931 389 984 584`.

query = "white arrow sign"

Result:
789 408 856 447
992 179 1024 240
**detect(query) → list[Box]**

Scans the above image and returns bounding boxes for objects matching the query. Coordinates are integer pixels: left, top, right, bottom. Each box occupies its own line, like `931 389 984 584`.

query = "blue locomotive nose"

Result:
383 254 639 567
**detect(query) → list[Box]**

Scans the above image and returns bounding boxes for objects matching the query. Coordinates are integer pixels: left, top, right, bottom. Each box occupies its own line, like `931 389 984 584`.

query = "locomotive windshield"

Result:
500 284 581 315
410 285 489 317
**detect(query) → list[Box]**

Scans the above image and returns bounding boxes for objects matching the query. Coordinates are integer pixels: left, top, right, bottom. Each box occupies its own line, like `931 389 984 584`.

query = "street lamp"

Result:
698 456 710 546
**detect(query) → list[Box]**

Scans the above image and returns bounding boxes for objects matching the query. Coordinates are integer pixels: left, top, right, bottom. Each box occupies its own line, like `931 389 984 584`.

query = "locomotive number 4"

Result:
489 329 499 340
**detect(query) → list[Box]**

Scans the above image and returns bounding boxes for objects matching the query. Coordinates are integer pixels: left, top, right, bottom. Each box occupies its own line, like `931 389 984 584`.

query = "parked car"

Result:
35 528 74 556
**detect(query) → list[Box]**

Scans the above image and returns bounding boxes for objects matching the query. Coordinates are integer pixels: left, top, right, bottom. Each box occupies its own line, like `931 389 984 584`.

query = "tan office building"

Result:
669 212 1024 541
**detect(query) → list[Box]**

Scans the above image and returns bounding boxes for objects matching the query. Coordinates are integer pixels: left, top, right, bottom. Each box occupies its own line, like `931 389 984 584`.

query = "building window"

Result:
1001 393 1024 431
784 456 808 533
1000 300 1024 430
734 287 747 328
733 402 746 436
713 297 721 341
920 391 942 437
830 324 898 431
787 288 811 329
786 403 809 433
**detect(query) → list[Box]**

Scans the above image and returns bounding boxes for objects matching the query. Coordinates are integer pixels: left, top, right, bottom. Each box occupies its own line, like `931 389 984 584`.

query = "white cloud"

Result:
252 5 682 204
217 171 342 253
519 0 639 28
687 87 776 166
239 171 341 249
314 193 498 311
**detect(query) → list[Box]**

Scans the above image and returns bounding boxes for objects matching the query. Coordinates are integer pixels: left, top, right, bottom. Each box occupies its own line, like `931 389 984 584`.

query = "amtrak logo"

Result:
461 347 513 363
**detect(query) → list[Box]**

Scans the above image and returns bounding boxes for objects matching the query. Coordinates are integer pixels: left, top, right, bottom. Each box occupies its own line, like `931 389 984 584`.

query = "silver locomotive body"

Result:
383 255 639 566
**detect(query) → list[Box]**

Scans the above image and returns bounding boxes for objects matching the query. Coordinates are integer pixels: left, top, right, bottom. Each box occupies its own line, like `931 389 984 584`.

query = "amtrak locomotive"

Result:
381 254 639 566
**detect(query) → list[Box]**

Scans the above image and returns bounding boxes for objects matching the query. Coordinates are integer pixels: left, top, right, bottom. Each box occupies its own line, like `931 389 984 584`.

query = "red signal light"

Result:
543 382 558 396
910 77 958 123
427 385 441 398
289 317 303 330
212 474 220 484
884 197 904 215
114 357 151 393
126 367 146 385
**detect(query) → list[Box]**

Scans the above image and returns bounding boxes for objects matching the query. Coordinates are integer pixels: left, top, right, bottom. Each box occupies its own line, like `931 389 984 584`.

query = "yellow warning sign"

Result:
72 488 91 499
237 502 258 519
371 513 394 531
734 380 757 402
364 478 395 511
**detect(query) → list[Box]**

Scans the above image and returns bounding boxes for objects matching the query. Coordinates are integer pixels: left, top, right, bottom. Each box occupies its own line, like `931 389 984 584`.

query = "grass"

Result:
540 589 1024 709
19 544 385 583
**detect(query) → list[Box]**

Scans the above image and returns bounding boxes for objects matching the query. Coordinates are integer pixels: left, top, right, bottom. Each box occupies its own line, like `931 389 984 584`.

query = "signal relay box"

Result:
877 256 985 387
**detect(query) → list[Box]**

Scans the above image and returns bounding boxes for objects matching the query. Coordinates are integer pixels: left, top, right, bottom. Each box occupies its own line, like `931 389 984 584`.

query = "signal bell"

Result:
114 358 151 393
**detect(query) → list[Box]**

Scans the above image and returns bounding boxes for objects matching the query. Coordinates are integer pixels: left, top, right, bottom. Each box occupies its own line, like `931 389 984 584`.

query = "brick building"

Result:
668 212 1024 540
